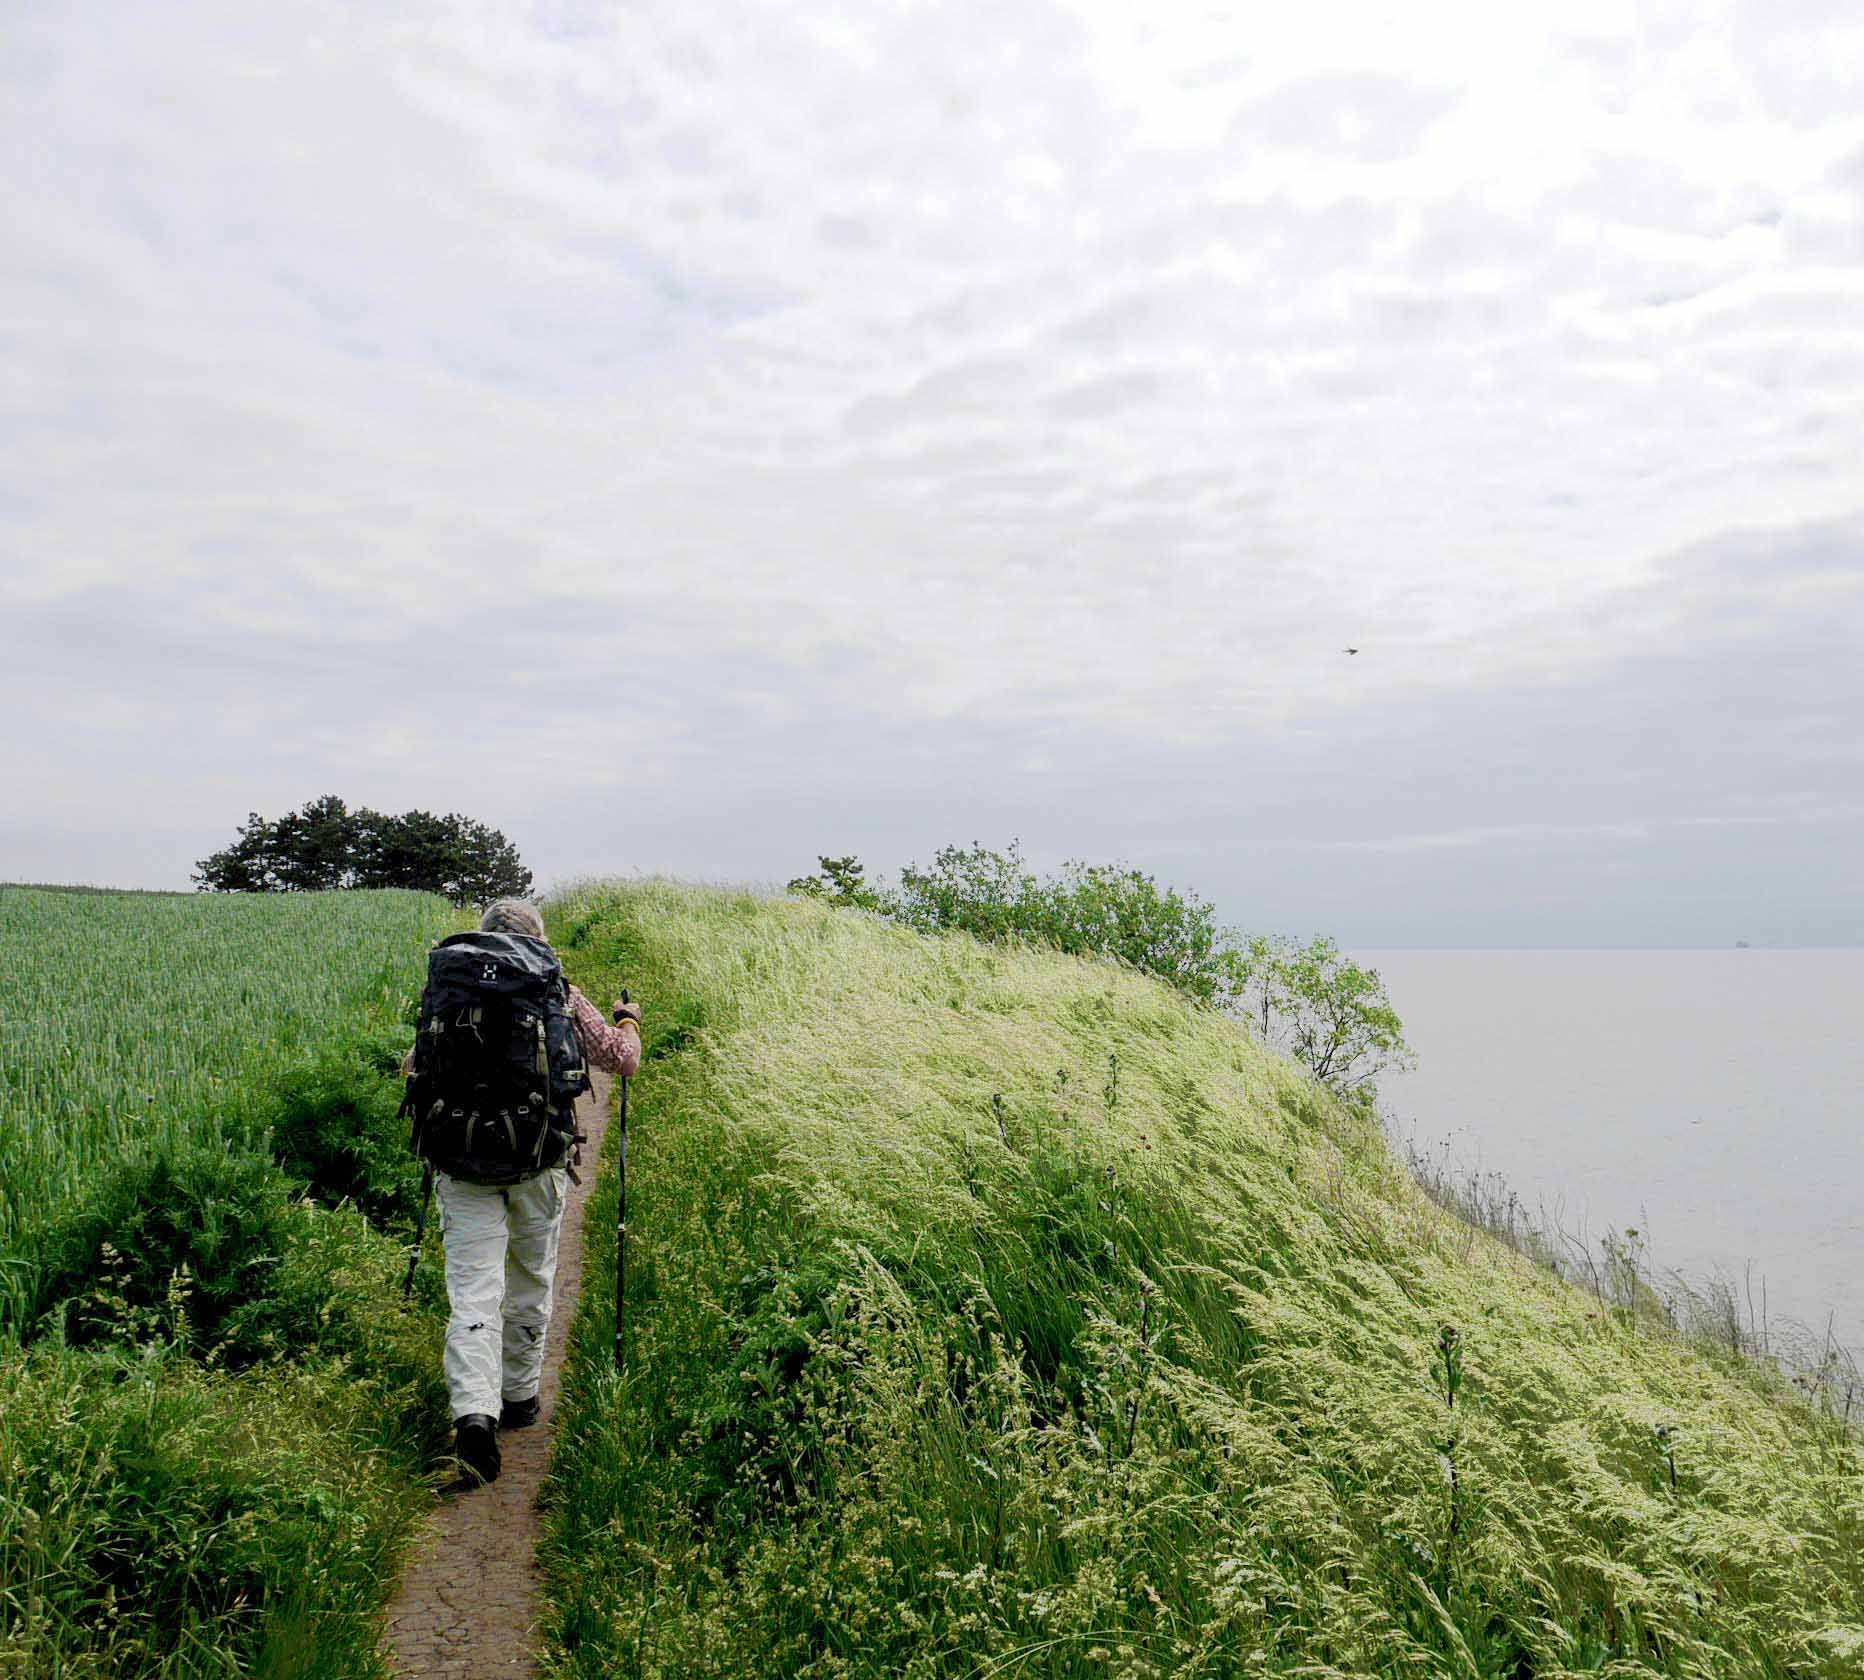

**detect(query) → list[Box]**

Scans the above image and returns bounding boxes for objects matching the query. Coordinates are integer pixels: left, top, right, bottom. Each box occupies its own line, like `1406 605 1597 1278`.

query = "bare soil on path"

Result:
382 1072 612 1678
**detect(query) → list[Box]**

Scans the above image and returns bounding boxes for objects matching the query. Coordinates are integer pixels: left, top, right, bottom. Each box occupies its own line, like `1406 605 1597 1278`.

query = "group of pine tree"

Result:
194 795 530 905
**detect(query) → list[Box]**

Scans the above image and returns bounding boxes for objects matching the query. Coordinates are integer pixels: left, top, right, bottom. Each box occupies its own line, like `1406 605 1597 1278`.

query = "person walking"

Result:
402 898 640 1487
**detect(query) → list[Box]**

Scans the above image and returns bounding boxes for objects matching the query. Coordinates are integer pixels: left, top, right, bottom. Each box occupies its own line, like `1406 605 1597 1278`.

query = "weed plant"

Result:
539 881 1864 1679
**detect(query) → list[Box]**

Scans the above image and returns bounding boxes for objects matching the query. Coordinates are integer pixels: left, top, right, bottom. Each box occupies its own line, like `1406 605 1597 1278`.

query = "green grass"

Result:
0 886 462 1676
538 881 1864 1679
0 884 459 1337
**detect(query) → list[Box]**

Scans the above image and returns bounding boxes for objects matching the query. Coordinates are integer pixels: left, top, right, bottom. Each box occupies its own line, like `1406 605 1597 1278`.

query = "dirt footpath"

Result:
382 1071 612 1678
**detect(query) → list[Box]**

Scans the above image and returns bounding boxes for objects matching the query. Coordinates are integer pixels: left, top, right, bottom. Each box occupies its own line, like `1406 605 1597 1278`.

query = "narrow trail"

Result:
382 1071 612 1679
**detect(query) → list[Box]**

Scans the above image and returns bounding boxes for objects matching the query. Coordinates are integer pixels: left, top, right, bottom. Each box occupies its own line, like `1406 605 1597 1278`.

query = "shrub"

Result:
53 1146 297 1359
266 1032 422 1226
784 855 887 912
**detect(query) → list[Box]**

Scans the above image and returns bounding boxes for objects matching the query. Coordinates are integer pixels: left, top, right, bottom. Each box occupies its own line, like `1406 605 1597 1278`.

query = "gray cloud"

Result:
3 0 1862 942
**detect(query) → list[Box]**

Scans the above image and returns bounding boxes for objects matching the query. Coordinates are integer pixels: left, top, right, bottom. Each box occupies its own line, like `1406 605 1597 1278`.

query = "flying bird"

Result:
1343 647 1359 655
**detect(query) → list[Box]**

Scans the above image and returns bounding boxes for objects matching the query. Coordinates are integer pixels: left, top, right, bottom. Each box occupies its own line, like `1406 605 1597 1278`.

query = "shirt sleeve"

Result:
568 985 641 1078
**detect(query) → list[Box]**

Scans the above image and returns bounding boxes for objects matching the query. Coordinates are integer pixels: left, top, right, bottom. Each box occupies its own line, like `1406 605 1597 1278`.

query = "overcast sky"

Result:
3 0 1860 944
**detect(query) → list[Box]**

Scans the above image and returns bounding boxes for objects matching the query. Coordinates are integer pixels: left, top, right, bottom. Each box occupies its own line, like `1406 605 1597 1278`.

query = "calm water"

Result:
1362 949 1864 1359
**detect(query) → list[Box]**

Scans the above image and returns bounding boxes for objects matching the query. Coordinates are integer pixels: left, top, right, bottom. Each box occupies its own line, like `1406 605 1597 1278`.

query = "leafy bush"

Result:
43 1141 444 1415
1031 860 1228 1002
888 842 1044 943
688 1254 868 1518
52 1147 297 1358
267 1032 423 1225
797 842 1226 997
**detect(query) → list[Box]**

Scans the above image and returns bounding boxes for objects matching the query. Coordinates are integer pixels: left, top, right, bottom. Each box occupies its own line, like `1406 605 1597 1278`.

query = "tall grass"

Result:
1395 1137 1862 1422
539 881 1864 1679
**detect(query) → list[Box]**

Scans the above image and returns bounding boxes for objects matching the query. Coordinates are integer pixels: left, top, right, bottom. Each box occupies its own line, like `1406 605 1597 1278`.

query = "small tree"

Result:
786 855 888 912
424 813 531 905
350 808 450 893
1226 934 1412 1108
192 799 360 893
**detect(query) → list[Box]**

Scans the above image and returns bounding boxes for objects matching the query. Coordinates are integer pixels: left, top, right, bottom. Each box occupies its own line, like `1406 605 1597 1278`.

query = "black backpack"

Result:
401 931 592 1185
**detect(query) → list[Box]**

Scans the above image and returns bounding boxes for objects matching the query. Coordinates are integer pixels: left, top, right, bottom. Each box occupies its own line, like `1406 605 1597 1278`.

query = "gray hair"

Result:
480 898 546 940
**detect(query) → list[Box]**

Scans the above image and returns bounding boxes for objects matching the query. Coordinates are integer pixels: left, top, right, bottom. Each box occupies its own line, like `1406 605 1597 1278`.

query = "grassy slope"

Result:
540 881 1864 1680
0 888 462 1679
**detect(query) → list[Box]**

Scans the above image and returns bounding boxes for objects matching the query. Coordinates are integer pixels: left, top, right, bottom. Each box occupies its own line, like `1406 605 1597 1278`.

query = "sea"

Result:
1360 948 1864 1363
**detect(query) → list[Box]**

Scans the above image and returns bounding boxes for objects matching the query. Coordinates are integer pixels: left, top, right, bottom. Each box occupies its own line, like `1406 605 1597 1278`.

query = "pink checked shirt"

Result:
568 986 642 1079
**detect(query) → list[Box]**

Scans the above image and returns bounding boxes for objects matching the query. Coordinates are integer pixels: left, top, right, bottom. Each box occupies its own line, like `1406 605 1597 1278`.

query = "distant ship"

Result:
1735 940 1751 948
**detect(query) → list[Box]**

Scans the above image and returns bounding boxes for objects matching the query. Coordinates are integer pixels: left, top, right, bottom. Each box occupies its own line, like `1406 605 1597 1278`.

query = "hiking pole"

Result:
403 1161 435 1300
614 989 631 1374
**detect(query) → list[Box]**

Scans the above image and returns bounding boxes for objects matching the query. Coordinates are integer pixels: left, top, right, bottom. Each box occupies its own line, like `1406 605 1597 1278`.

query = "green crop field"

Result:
540 881 1864 1680
0 885 460 1338
0 884 461 1678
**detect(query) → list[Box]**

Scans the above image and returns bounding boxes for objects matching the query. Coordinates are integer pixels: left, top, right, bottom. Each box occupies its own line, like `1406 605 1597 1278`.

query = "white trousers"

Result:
435 1167 567 1422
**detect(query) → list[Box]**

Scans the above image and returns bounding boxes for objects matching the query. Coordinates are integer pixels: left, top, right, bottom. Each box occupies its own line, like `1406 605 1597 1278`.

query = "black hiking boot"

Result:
499 1394 541 1431
453 1414 501 1487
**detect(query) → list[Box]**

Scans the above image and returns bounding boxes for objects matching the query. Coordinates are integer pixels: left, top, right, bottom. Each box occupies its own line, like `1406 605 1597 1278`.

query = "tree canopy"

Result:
194 796 531 906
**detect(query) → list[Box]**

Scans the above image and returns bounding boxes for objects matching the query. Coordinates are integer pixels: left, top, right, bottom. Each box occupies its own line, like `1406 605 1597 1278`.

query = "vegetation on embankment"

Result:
0 886 462 1678
540 880 1864 1680
789 843 1414 1111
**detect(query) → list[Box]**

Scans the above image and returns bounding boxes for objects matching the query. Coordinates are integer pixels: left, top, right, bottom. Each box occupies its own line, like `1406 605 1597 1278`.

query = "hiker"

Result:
401 898 640 1487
